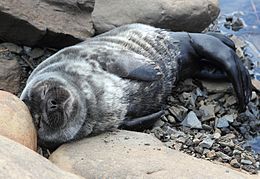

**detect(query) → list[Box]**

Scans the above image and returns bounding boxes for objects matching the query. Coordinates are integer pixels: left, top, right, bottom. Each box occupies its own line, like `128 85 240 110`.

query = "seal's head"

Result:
20 76 87 149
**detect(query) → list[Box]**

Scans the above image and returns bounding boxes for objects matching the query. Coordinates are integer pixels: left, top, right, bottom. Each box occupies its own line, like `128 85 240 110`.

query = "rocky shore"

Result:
0 0 259 178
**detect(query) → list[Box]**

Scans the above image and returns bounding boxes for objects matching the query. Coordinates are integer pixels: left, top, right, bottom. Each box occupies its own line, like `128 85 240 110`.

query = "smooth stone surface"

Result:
201 80 233 94
0 57 21 95
92 0 220 34
49 130 258 178
181 111 202 129
0 135 82 179
0 90 37 150
0 0 94 48
216 117 230 128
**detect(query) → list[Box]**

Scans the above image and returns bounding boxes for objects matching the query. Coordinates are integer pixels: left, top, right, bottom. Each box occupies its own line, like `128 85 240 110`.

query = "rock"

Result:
92 0 220 34
199 104 216 121
180 92 197 106
199 136 215 149
168 105 188 121
206 150 216 159
201 80 233 94
0 57 21 95
181 111 202 129
216 151 232 162
215 117 230 128
252 79 260 92
0 0 94 49
241 159 253 165
224 96 237 107
0 90 37 150
167 115 176 123
0 135 82 179
28 48 45 59
230 159 241 168
49 130 257 178
0 42 23 54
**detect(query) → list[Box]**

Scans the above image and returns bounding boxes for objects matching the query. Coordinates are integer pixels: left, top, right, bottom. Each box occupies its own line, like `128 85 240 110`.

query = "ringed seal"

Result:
20 24 252 148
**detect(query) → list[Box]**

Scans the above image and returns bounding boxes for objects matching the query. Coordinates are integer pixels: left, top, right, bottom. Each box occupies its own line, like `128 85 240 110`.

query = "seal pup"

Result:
20 24 252 148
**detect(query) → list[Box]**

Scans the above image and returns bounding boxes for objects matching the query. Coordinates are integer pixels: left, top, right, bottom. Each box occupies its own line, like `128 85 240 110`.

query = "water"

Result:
219 0 260 80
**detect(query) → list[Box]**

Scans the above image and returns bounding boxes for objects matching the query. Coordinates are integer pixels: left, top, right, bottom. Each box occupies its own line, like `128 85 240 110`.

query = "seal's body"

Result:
21 24 251 148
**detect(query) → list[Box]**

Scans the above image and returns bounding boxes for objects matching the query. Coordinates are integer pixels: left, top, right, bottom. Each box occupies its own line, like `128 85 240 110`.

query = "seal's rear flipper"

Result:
119 110 164 131
189 33 252 111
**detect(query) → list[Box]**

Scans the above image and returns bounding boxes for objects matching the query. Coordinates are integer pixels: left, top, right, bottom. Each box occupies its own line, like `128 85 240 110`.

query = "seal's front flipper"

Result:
106 51 163 81
119 110 164 131
189 34 252 111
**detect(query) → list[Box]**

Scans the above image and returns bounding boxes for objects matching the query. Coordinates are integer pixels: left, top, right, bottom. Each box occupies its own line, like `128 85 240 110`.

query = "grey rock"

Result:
201 80 233 94
28 48 44 59
241 159 253 165
206 150 216 159
181 111 202 129
215 117 229 128
77 0 95 12
168 105 188 122
0 57 21 94
167 115 176 123
216 151 232 161
0 0 94 48
199 136 214 149
199 105 215 121
92 0 220 34
180 92 197 107
230 159 241 168
0 43 23 54
224 96 237 107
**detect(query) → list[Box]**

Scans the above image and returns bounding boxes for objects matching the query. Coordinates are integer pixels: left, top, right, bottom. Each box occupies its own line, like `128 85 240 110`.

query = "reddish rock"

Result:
0 90 37 151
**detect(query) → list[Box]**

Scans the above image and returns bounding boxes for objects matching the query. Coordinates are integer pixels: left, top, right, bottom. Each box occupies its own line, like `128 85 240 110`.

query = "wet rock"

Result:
199 104 215 121
0 57 21 95
0 135 82 179
0 43 23 54
0 0 94 49
0 90 37 150
181 111 202 129
50 130 254 178
92 0 220 34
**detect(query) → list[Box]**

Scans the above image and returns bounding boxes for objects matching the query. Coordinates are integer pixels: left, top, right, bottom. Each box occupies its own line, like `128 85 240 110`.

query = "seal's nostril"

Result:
48 99 58 110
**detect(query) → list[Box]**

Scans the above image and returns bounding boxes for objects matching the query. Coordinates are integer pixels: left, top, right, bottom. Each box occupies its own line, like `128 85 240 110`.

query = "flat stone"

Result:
49 130 258 178
0 135 82 179
181 111 202 129
201 80 233 94
0 57 21 94
241 159 253 165
199 104 216 121
0 90 37 150
0 0 94 48
92 0 220 34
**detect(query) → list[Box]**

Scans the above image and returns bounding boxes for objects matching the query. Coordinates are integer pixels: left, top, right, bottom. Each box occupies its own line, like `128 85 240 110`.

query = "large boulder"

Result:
49 130 258 178
0 90 37 151
0 0 95 49
0 135 83 179
92 0 220 34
